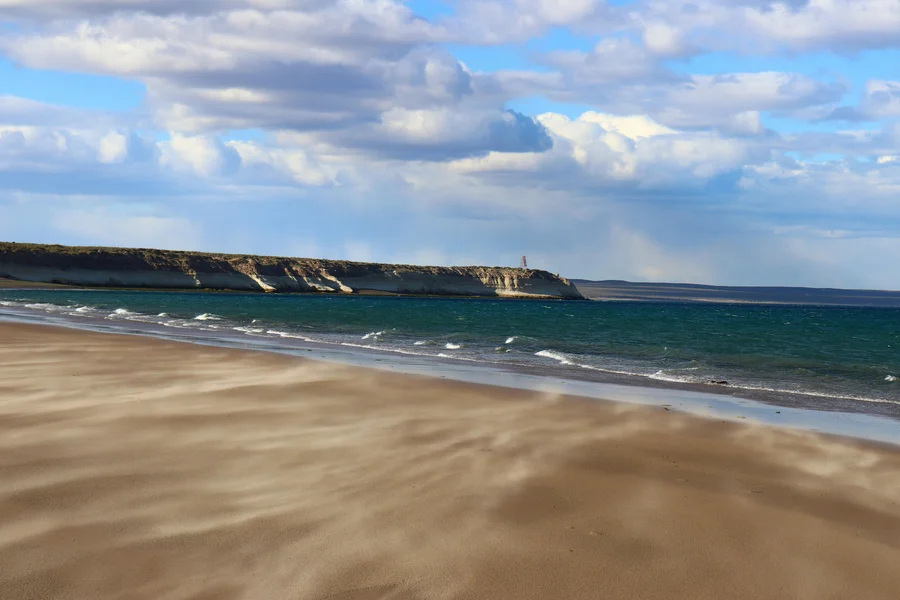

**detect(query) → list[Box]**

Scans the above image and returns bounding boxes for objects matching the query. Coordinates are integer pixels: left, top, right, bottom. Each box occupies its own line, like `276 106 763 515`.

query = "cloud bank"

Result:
0 0 899 287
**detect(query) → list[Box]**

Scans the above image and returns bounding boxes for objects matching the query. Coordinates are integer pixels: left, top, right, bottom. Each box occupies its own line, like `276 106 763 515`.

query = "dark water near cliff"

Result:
1 289 898 419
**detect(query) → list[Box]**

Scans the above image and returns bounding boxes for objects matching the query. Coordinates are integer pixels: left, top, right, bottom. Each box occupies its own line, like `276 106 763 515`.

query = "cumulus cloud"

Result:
622 0 900 54
538 47 846 132
0 4 557 160
452 111 768 192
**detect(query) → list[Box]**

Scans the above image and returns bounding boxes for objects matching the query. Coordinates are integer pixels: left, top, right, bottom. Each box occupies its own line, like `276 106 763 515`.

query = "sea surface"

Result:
1 288 898 420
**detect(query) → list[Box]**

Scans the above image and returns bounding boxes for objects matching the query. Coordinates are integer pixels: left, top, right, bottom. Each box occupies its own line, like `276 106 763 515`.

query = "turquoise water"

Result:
1 289 898 417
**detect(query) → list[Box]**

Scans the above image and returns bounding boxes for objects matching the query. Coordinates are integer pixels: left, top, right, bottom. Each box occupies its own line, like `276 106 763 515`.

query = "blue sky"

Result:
1 0 899 287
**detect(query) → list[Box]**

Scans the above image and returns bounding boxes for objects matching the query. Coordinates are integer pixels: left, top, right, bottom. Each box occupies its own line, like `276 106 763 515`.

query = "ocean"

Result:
1 288 898 420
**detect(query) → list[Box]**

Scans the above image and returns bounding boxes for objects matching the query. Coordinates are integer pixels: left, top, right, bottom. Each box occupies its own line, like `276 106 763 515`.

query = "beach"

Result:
1 322 899 600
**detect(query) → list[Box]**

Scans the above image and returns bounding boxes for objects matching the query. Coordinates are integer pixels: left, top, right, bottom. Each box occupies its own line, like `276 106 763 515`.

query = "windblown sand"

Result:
1 322 899 600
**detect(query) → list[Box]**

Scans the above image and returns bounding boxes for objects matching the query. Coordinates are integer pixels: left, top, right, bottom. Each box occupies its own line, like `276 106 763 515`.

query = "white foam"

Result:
25 302 61 310
266 330 315 342
74 306 93 313
536 350 668 378
886 375 897 383
505 336 517 345
341 342 419 356
361 330 385 340
413 340 429 346
234 326 265 334
649 370 696 384
444 343 462 350
157 312 168 317
110 308 139 317
535 349 574 365
194 313 222 321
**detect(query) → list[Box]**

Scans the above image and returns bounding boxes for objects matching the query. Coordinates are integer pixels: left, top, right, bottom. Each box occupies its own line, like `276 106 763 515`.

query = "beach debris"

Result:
710 380 729 385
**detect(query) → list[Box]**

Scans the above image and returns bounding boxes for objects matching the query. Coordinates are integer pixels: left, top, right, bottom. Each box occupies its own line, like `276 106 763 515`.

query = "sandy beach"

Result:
1 322 899 600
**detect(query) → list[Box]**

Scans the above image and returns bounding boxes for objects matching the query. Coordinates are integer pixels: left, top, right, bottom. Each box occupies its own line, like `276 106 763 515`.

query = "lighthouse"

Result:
520 255 528 269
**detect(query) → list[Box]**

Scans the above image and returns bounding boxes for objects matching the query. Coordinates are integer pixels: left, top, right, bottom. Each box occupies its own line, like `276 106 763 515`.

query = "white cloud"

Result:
98 131 129 163
641 22 687 56
862 80 900 118
161 134 240 176
452 111 764 189
623 0 900 54
741 0 900 52
228 140 334 186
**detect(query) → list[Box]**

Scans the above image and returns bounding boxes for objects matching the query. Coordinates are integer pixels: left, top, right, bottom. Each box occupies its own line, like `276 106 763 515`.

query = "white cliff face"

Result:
0 244 584 300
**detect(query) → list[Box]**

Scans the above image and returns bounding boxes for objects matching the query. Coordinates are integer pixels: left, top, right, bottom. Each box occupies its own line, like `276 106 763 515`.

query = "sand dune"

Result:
1 323 899 599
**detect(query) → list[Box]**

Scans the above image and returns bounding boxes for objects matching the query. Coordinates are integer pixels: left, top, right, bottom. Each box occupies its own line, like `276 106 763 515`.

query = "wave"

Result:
194 313 222 321
413 340 429 346
720 382 900 407
233 326 265 334
74 306 93 313
361 330 385 340
649 370 697 384
110 308 140 317
266 330 315 342
886 375 897 382
505 336 518 345
157 312 169 318
444 343 462 350
340 342 420 356
25 302 63 310
535 349 574 366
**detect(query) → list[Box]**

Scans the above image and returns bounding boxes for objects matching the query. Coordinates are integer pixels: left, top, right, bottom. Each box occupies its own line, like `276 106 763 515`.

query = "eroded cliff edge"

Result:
0 243 584 299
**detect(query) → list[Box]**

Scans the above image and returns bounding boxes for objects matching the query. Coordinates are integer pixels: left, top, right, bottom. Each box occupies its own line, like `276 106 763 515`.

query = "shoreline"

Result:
1 321 899 600
3 307 900 447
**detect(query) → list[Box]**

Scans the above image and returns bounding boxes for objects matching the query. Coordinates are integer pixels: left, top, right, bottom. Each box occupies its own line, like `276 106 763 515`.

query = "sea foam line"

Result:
534 348 900 407
194 313 222 321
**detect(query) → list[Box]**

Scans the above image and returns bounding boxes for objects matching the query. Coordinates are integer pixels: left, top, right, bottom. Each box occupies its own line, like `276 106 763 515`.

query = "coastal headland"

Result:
0 322 898 600
0 242 583 299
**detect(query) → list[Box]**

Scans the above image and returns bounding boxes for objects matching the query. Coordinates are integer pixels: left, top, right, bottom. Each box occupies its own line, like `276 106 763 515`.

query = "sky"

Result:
0 1 899 288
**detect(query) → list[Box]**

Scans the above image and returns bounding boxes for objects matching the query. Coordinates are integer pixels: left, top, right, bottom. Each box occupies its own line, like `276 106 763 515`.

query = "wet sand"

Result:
1 322 899 600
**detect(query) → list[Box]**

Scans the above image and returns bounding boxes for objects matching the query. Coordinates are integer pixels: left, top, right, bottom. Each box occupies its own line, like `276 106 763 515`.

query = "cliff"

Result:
0 243 584 300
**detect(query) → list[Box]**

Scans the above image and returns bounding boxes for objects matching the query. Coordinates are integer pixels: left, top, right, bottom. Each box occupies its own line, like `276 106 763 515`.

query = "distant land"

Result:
0 242 583 300
573 279 900 307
